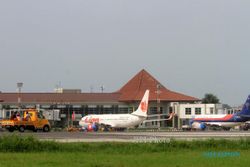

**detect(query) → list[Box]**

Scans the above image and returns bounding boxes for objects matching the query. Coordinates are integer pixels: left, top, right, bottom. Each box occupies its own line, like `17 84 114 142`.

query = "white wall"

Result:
177 103 216 119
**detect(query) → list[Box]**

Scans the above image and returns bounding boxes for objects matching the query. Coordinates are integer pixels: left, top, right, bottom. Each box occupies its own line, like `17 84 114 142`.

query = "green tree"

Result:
202 93 220 104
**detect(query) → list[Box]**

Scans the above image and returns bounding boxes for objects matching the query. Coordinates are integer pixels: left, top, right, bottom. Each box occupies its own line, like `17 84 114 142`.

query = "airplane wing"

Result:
143 118 172 123
147 114 170 117
98 121 115 128
145 112 175 122
204 122 244 128
239 114 250 118
204 122 222 127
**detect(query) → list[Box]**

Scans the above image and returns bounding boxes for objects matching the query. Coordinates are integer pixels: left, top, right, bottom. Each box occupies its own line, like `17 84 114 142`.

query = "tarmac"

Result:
1 131 250 142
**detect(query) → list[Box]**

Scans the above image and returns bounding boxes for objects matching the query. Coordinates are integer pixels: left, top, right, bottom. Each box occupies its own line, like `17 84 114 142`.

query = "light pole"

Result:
67 103 70 128
156 84 161 128
17 82 23 111
52 102 55 127
0 100 3 119
100 85 104 93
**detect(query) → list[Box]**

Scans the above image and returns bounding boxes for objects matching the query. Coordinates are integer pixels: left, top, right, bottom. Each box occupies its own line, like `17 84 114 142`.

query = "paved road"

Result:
1 131 250 142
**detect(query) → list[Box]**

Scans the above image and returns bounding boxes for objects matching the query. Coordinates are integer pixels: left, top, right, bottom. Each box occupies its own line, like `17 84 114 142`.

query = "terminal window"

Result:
210 107 214 114
150 107 163 114
119 107 129 113
87 107 98 114
195 108 201 115
103 107 113 114
128 107 133 113
150 107 157 114
185 108 192 115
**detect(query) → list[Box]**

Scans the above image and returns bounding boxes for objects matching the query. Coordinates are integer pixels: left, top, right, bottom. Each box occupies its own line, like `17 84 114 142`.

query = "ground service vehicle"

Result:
0 109 50 132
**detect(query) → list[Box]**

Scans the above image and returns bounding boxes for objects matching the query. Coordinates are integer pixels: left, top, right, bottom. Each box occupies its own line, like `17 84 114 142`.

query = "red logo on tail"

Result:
140 101 148 112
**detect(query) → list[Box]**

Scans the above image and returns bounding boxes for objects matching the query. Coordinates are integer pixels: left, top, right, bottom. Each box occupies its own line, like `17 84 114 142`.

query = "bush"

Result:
0 135 60 152
0 135 250 153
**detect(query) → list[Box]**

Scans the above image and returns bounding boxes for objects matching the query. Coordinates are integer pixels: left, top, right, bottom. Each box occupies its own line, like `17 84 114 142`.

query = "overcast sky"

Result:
0 1 250 106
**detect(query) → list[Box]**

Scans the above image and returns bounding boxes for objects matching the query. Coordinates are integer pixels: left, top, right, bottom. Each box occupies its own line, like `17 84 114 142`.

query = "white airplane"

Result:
79 90 150 131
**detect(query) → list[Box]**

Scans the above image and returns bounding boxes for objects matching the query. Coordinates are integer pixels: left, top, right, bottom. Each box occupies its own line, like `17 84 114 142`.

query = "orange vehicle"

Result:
0 109 50 132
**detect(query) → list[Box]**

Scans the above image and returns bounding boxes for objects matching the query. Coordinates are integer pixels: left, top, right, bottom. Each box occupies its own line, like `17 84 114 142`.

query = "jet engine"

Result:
86 123 98 132
191 122 206 130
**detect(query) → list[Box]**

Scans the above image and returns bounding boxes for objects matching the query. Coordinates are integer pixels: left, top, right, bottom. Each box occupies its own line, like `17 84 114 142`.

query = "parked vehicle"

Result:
0 109 50 132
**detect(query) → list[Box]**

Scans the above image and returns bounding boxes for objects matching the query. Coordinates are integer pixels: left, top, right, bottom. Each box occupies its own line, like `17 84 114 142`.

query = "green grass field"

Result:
0 151 248 167
0 135 250 167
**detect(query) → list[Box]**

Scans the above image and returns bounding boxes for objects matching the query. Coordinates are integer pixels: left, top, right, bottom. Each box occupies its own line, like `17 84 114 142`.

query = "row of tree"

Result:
201 94 233 109
202 93 220 104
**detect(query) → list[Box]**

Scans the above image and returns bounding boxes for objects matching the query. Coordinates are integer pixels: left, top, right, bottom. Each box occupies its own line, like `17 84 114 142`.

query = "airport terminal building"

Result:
0 69 207 129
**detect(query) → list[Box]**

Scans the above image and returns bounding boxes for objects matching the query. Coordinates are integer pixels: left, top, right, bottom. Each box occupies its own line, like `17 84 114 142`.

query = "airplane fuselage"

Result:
79 114 146 128
193 113 247 128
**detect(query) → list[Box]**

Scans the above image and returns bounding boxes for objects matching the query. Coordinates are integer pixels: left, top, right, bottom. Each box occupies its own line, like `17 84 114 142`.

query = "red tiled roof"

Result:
0 69 199 104
0 93 120 104
117 69 199 102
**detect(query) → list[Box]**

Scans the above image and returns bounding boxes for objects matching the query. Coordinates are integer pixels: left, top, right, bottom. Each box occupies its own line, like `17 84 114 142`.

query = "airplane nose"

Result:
79 120 84 127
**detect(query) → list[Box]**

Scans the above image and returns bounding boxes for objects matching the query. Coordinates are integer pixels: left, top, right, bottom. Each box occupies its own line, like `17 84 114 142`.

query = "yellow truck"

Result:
0 109 50 132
